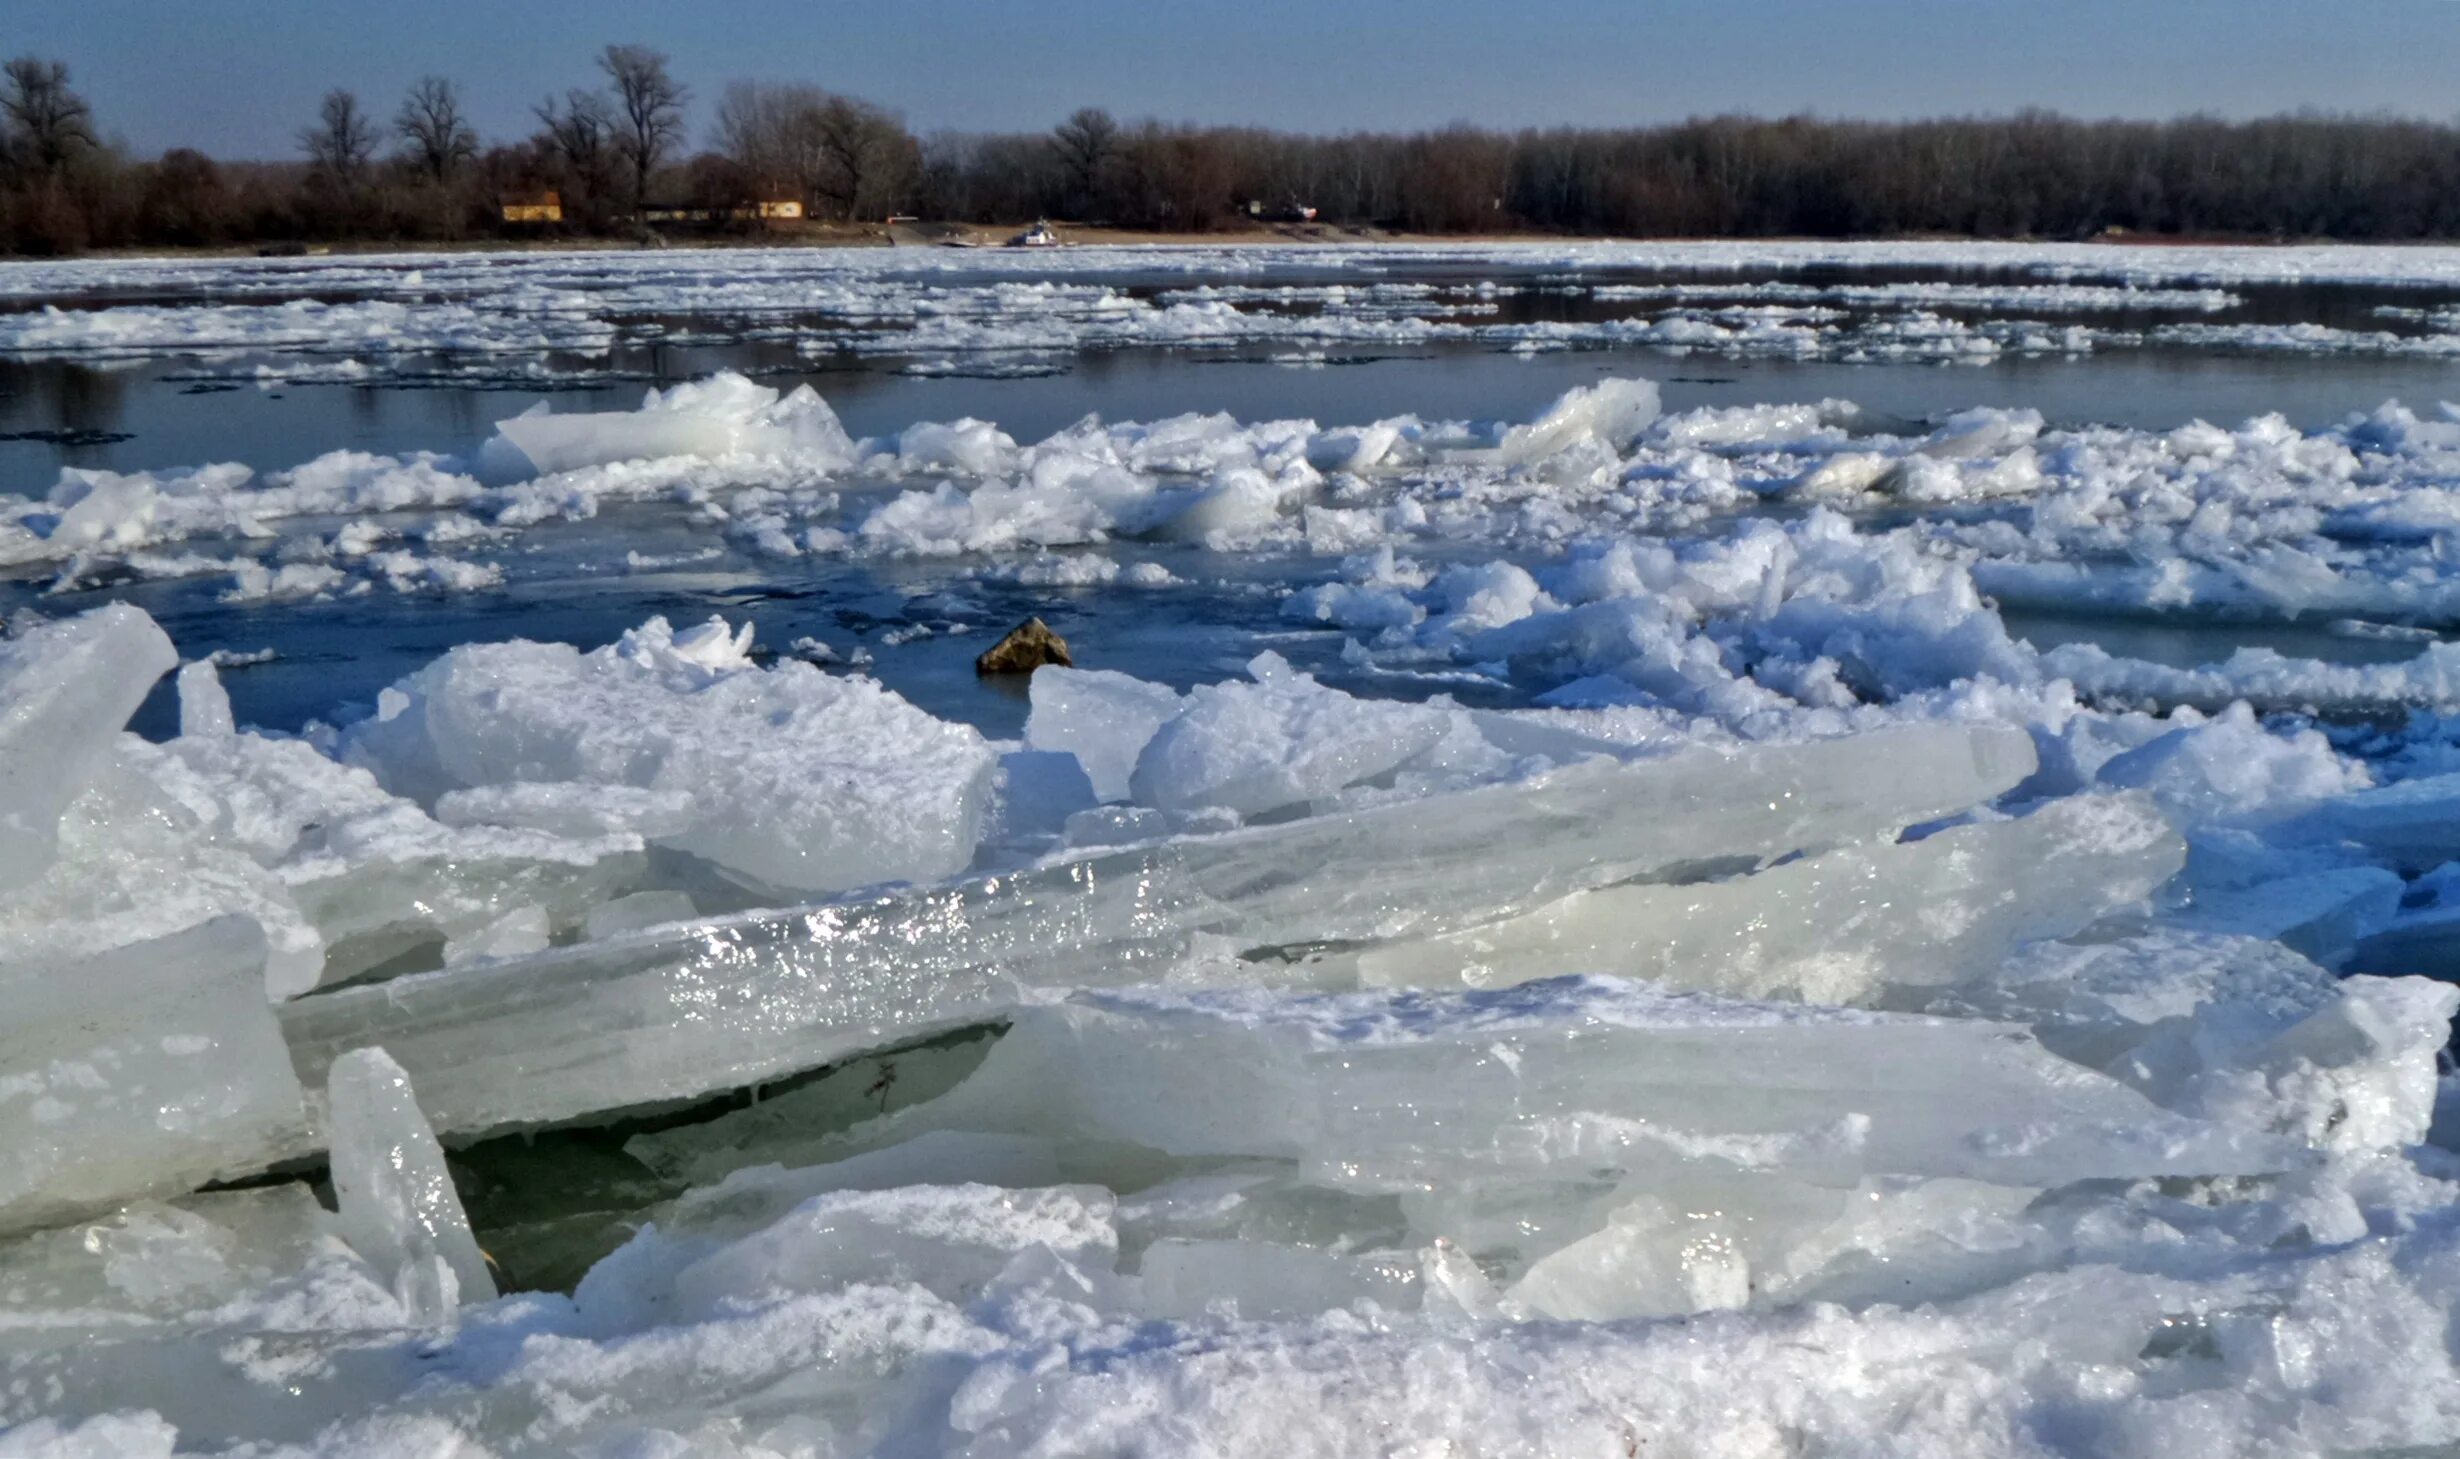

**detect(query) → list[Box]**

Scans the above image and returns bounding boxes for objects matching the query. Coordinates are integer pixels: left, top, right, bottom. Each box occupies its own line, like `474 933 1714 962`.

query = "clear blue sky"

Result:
18 0 2460 160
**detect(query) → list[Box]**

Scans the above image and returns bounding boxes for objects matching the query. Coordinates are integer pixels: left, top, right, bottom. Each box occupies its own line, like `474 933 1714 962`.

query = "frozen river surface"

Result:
5 241 2460 1458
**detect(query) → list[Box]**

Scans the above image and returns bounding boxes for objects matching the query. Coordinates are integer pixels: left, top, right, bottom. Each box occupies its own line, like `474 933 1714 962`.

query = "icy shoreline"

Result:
6 356 2460 1454
9 240 2460 378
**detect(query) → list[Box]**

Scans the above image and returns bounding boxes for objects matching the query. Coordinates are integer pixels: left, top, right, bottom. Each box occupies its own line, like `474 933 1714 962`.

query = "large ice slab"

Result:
0 917 308 1235
1343 791 2181 1002
893 976 2290 1192
279 720 2036 1143
0 604 176 893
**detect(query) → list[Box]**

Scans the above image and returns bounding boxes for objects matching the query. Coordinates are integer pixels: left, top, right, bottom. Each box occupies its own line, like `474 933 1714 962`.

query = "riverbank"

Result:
51 221 2364 265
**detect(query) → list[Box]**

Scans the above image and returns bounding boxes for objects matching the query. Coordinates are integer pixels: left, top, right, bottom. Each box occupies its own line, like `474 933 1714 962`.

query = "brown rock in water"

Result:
975 617 1073 676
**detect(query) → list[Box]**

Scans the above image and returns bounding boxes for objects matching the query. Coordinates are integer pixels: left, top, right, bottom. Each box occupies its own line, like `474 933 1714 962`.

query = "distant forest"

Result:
7 45 2460 254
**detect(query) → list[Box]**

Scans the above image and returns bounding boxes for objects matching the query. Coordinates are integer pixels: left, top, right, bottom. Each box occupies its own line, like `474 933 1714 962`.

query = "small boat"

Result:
1007 221 1062 249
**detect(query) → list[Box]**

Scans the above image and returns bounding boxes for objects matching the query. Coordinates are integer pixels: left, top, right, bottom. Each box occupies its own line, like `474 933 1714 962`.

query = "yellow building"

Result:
641 199 804 224
500 191 563 224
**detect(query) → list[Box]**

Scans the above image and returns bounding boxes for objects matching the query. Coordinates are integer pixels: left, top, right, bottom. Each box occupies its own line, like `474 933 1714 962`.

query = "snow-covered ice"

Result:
8 247 2460 1451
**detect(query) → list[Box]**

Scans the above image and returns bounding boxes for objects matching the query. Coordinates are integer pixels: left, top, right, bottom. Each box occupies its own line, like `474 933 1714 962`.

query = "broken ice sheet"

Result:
592 970 2335 1332
0 602 176 893
0 917 307 1235
278 719 2036 1145
864 976 2293 1194
1929 930 2460 1152
0 1182 407 1445
341 613 996 898
0 1182 391 1338
1341 790 2183 1002
0 749 327 998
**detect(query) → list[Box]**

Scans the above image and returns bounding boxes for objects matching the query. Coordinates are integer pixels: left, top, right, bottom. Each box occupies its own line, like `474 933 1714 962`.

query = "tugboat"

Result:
1007 219 1062 248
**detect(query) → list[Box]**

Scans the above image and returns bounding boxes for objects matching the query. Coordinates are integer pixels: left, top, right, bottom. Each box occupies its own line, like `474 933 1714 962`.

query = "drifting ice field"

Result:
7 243 2460 1457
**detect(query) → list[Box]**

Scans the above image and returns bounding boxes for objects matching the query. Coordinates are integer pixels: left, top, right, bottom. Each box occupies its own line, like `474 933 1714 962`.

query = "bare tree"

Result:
396 76 477 184
1 56 96 177
812 94 914 220
716 81 915 220
598 44 686 209
714 80 815 199
1049 107 1117 216
298 88 378 189
534 88 613 174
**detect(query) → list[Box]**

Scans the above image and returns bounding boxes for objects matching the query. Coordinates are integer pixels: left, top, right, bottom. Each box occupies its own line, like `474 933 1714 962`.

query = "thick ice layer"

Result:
9 273 2460 1451
0 918 307 1234
0 604 176 893
891 976 2286 1191
344 615 996 896
325 1048 497 1323
1343 791 2183 1001
278 719 2035 1142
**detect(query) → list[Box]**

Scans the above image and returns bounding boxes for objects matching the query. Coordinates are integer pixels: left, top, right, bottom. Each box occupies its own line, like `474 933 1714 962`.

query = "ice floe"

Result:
10 324 2460 1451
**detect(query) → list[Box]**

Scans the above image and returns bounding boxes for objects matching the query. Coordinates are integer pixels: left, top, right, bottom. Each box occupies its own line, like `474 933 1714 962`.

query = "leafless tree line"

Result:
932 109 2460 240
8 46 2460 255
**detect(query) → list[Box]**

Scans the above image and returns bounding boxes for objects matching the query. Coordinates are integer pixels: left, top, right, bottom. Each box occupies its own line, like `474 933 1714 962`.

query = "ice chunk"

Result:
0 917 308 1234
344 615 997 895
484 372 855 479
175 659 234 737
2349 898 2460 981
0 604 177 892
583 889 700 941
279 721 2036 1143
2133 976 2460 1152
1485 377 1662 464
0 1182 388 1336
0 752 327 998
992 748 1099 842
443 904 549 965
0 1413 178 1459
1129 653 1466 815
645 1131 1064 1246
1145 468 1288 543
1347 792 2181 1002
324 1047 495 1322
895 416 1018 475
2095 703 2365 826
128 729 633 992
1024 667 1186 802
894 976 2288 1193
